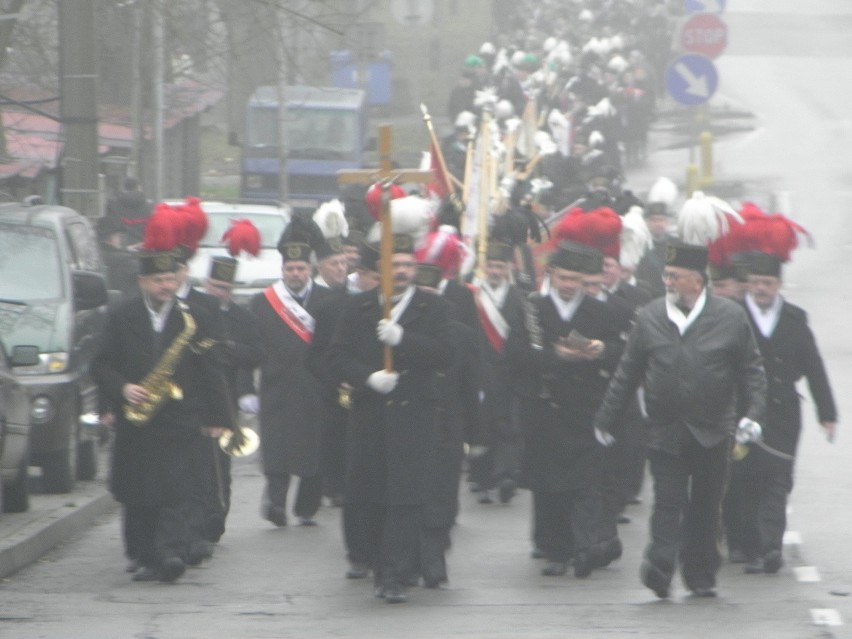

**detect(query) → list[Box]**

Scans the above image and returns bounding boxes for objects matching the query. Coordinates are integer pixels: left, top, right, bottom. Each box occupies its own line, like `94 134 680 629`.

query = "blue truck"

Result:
240 85 369 213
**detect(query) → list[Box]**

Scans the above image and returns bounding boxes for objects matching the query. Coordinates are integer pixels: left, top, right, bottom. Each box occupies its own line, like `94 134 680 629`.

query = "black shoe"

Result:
498 478 516 504
617 514 631 524
346 563 370 579
743 558 764 574
763 550 784 574
600 538 623 567
640 560 670 599
159 557 186 583
383 583 408 604
298 517 318 526
478 490 494 504
186 540 214 566
690 586 717 598
264 506 287 527
125 558 141 573
541 561 568 576
531 547 547 559
131 566 160 582
574 552 595 578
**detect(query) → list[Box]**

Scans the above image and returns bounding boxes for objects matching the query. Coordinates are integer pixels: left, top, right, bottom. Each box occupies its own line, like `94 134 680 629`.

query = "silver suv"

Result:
0 342 38 512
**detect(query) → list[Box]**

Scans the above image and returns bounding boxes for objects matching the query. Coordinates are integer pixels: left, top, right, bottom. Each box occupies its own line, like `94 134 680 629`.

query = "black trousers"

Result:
419 525 451 585
343 501 371 567
363 503 422 589
264 473 323 519
123 501 188 569
724 446 793 560
184 436 222 554
320 402 348 499
469 397 524 491
646 436 730 591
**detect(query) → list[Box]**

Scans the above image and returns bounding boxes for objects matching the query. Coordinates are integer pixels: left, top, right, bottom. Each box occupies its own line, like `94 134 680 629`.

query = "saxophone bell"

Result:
219 427 260 457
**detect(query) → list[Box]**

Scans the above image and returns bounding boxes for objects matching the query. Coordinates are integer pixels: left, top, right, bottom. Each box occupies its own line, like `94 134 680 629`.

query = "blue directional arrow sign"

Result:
666 53 718 106
685 0 725 13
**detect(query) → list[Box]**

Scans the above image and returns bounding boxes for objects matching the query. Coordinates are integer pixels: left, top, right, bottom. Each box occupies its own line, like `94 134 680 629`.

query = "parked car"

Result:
0 201 109 493
0 341 39 512
186 201 290 306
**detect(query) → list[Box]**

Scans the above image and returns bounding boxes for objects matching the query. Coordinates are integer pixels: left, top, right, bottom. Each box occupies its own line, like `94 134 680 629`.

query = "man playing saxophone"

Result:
92 212 235 584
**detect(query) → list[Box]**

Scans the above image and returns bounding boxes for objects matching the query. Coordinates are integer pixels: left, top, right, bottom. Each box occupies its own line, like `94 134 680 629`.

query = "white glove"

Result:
376 319 404 346
366 370 399 395
595 427 616 448
238 394 259 414
736 417 762 444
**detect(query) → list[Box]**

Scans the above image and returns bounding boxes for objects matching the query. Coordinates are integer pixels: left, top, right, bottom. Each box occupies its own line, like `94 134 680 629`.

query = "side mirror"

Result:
11 345 39 367
73 271 108 311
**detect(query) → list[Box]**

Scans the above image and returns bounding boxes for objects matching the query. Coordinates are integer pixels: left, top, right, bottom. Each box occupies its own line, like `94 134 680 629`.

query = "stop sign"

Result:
681 13 728 59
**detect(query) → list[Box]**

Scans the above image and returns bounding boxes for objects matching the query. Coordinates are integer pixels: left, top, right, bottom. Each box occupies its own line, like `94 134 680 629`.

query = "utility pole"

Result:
58 0 100 217
275 5 291 203
151 0 165 201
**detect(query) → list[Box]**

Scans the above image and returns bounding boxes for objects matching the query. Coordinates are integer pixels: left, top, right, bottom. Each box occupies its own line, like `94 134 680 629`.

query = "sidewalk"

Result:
0 475 117 579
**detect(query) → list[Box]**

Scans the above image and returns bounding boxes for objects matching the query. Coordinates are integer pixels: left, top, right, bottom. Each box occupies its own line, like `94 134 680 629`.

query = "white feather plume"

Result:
312 199 348 239
366 195 433 248
534 130 557 155
474 87 498 110
620 205 653 269
677 191 742 245
647 176 679 207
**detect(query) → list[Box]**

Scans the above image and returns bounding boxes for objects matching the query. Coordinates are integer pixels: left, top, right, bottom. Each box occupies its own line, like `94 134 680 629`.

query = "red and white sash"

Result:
468 282 510 353
264 281 315 344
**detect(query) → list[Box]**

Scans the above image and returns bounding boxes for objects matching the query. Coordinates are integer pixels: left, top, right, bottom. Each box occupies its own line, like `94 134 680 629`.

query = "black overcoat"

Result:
92 297 232 506
423 318 482 528
329 287 452 506
506 292 624 491
250 284 332 476
745 300 836 456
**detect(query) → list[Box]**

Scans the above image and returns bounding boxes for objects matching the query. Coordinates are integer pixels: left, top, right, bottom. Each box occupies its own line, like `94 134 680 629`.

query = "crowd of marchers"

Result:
89 0 836 606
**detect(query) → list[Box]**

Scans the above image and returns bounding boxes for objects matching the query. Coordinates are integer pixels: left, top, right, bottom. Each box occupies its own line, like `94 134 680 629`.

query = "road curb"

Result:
0 487 118 580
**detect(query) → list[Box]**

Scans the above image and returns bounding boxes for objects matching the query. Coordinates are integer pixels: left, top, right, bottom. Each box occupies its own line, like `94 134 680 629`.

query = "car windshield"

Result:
0 224 63 300
200 211 286 249
247 106 359 161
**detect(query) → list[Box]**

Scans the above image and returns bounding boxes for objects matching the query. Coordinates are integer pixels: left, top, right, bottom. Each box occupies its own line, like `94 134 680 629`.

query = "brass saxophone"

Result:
124 302 197 426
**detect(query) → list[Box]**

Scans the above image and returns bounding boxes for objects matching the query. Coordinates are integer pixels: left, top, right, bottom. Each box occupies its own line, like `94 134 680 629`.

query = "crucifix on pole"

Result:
337 124 433 371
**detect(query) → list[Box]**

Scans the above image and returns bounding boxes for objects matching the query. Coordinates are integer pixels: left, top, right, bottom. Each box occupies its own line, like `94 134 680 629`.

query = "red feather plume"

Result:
143 203 179 251
176 196 208 252
222 219 261 257
552 206 623 258
736 201 811 263
365 182 406 221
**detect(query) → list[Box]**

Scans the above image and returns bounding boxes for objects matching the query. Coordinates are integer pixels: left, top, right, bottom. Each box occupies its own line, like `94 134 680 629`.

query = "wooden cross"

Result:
337 124 433 371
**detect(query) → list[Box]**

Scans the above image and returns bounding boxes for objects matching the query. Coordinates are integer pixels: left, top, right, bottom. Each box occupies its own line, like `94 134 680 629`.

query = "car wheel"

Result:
76 439 98 481
3 459 30 513
41 418 78 494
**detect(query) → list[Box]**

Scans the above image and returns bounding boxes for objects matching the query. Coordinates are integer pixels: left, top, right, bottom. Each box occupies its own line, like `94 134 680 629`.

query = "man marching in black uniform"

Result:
412 262 483 589
307 241 382 580
466 239 525 504
506 241 624 579
250 214 333 527
727 248 836 574
92 233 237 583
201 220 265 542
329 232 452 604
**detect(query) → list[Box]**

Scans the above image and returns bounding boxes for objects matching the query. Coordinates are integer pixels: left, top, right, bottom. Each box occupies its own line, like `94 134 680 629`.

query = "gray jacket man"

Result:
593 239 766 599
